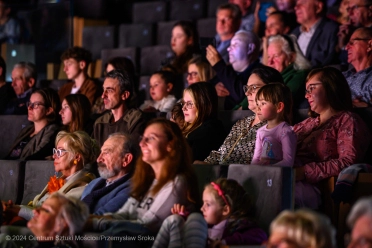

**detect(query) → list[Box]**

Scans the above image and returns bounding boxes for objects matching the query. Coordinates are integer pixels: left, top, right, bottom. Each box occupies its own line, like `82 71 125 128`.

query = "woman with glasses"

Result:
60 94 94 135
202 66 284 165
2 130 98 225
181 82 226 161
186 55 215 85
293 67 371 209
5 88 61 160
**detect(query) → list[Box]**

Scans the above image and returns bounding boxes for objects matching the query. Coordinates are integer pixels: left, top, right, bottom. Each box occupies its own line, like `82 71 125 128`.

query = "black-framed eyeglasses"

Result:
181 101 194 109
305 83 322 95
344 233 372 247
346 4 371 12
27 102 45 110
187 71 198 78
53 148 68 158
243 85 262 94
347 38 371 46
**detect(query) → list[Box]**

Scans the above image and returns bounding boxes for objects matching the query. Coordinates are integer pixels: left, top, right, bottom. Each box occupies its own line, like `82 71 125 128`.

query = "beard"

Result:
97 162 121 179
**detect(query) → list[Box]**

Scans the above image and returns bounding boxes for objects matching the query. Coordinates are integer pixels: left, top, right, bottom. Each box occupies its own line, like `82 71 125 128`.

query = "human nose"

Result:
101 90 107 99
97 153 103 163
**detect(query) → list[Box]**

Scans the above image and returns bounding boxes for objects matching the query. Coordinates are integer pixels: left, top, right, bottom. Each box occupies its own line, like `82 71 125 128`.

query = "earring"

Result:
73 159 77 165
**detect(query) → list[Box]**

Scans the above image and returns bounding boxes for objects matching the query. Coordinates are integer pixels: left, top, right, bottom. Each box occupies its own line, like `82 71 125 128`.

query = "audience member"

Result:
252 83 296 166
229 0 255 32
0 0 20 44
81 133 136 215
186 55 215 86
0 55 15 114
266 209 336 248
207 30 262 109
343 27 372 107
292 0 339 67
266 34 311 108
5 88 61 160
153 178 267 247
215 3 242 64
4 62 36 115
2 130 98 224
60 94 93 135
88 119 199 240
182 83 226 161
294 67 371 209
58 46 99 106
204 66 283 165
92 69 146 147
336 0 349 25
0 193 89 248
346 196 372 248
140 70 176 113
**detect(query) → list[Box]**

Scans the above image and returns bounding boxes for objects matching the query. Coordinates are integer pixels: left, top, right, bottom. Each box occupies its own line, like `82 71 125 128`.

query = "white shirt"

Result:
297 19 321 56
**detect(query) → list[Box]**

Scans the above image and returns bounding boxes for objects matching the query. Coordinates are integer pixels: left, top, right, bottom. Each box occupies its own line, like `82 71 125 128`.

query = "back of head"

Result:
33 88 61 124
14 61 37 82
105 69 133 104
61 47 92 69
251 65 285 85
64 94 91 132
106 56 136 81
270 209 336 248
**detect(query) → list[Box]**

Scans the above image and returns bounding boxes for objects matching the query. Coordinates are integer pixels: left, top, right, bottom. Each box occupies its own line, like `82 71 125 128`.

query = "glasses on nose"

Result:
181 101 194 109
346 4 371 12
27 102 45 110
53 148 68 158
344 233 372 248
243 85 261 94
305 83 322 94
187 72 198 78
347 38 371 46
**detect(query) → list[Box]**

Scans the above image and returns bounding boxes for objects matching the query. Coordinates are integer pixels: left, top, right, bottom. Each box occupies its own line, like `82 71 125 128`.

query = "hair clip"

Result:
211 182 230 207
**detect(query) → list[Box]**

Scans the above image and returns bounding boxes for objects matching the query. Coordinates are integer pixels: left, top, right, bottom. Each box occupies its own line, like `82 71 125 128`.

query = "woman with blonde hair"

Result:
186 55 215 85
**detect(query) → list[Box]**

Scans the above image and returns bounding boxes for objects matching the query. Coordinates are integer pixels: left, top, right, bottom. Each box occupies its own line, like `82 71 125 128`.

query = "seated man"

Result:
3 62 36 115
343 27 372 107
81 132 136 215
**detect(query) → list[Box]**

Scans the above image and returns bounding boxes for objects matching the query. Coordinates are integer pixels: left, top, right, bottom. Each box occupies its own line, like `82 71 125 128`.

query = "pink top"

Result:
293 111 371 184
252 122 297 167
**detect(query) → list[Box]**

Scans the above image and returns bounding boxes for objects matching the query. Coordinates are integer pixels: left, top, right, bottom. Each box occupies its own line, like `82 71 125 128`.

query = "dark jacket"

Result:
3 89 32 115
223 219 268 245
58 78 101 106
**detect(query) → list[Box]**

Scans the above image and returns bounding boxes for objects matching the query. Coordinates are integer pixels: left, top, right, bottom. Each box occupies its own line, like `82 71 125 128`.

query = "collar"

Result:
106 173 128 187
300 18 321 33
17 88 32 99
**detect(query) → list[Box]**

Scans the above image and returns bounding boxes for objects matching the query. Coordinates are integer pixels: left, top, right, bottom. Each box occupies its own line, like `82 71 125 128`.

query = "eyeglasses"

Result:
139 134 167 144
53 148 68 158
181 101 194 109
27 102 45 110
187 71 198 78
305 83 322 94
344 233 372 247
347 38 371 46
243 85 262 94
346 4 371 12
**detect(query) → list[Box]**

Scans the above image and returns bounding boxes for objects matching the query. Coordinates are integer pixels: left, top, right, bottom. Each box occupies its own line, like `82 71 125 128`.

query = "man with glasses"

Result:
81 133 135 215
3 61 36 115
343 27 372 107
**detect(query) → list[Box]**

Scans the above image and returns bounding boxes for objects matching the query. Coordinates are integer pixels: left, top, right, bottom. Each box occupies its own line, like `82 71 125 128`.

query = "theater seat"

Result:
132 1 167 24
0 160 25 204
156 21 178 46
228 164 294 232
193 164 228 199
197 18 217 38
207 0 228 17
101 48 139 75
169 0 205 21
118 23 154 48
140 45 173 75
82 26 115 60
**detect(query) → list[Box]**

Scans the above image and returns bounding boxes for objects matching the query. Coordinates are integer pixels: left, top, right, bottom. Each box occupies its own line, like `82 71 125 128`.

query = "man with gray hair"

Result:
4 61 36 115
206 30 262 109
81 132 136 215
346 196 372 248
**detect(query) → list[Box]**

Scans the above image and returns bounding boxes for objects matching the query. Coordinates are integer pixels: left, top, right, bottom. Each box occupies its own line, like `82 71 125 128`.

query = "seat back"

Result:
156 21 178 46
197 18 217 38
217 110 254 132
228 164 294 232
169 0 205 21
192 164 228 199
140 45 173 75
132 1 167 24
101 48 139 75
0 160 25 204
21 160 55 205
119 23 154 48
82 26 115 60
207 0 228 17
0 115 30 158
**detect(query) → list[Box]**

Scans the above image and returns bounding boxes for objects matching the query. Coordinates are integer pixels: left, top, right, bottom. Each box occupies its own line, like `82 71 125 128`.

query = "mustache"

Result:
97 162 107 168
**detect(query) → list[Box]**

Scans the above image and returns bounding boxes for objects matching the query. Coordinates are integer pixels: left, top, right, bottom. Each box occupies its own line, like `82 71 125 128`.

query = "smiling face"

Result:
149 74 170 101
267 41 293 73
347 0 372 26
200 188 226 225
101 77 125 110
28 93 48 123
187 63 201 85
305 76 329 115
53 137 73 176
171 25 191 56
139 123 171 167
182 91 198 124
245 74 266 112
96 137 124 180
59 99 72 125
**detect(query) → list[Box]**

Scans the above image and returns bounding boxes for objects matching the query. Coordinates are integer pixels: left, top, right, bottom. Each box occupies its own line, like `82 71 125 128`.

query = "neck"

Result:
352 58 372 72
267 118 283 129
251 113 261 126
0 16 9 26
33 120 48 134
151 161 165 180
302 17 320 31
111 104 127 122
232 60 250 72
0 80 5 87
107 171 127 182
62 165 81 178
319 108 339 124
73 72 87 88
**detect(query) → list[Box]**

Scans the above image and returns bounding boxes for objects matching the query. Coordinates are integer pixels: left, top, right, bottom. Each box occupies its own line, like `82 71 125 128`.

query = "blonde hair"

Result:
270 210 336 248
188 55 215 82
55 131 100 166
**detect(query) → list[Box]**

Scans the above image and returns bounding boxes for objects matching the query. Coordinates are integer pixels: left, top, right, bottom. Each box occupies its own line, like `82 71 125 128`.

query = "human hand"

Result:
171 204 189 217
266 6 277 16
337 23 351 48
3 203 20 218
254 1 260 20
206 45 222 66
215 83 230 97
352 98 369 108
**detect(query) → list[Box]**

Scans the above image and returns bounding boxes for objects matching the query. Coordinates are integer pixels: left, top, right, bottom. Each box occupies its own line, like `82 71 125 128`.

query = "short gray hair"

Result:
13 61 37 82
107 132 137 171
347 196 372 228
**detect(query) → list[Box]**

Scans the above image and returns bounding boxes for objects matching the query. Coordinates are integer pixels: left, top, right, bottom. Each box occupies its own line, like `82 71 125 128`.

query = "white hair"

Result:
347 196 372 228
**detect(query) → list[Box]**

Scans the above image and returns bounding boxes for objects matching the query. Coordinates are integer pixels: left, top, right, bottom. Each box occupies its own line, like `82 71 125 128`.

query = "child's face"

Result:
256 98 278 122
200 188 226 225
149 74 170 101
182 91 197 124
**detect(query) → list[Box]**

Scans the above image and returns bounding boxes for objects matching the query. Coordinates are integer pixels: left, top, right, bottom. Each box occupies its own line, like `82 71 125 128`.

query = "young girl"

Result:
140 70 177 112
251 83 296 166
153 178 267 247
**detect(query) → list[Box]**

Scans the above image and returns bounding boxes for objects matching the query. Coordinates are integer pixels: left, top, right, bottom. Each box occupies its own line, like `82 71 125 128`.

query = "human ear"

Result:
222 204 231 217
27 78 35 88
166 83 173 92
276 102 285 113
122 153 133 167
247 43 256 55
121 91 130 101
79 61 86 70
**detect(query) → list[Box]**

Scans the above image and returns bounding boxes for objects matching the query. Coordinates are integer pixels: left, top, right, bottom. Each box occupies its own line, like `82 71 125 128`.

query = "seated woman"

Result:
2 130 99 224
294 67 371 209
266 209 336 248
186 55 215 86
266 34 311 108
203 66 284 165
60 94 94 135
0 193 89 248
5 88 61 160
89 119 199 239
182 82 226 161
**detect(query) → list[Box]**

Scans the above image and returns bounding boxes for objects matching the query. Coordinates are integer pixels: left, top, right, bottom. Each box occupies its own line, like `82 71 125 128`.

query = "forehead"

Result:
102 137 122 150
57 137 68 148
12 67 24 77
188 63 198 71
183 91 193 101
247 74 265 85
351 30 364 39
30 92 44 102
217 9 233 18
103 77 120 88
268 41 282 51
43 197 62 214
305 75 320 86
64 58 78 64
150 74 164 82
172 26 186 35
144 123 165 135
349 0 364 5
267 14 282 24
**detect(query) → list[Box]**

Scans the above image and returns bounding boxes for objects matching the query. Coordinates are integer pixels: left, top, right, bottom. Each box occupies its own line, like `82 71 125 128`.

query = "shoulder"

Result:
59 82 73 91
94 111 112 124
321 17 339 29
123 108 146 128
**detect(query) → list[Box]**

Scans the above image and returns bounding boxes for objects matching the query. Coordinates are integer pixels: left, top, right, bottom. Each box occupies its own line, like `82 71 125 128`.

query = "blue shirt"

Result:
343 66 372 103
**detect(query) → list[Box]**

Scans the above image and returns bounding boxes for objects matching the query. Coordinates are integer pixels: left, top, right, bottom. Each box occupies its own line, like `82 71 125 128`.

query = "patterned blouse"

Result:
293 111 371 184
204 115 266 165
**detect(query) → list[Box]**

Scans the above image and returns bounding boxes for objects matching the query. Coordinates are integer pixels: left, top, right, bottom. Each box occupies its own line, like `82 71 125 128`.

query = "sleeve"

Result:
304 115 371 183
321 22 339 67
274 125 297 167
18 205 34 221
251 129 262 165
